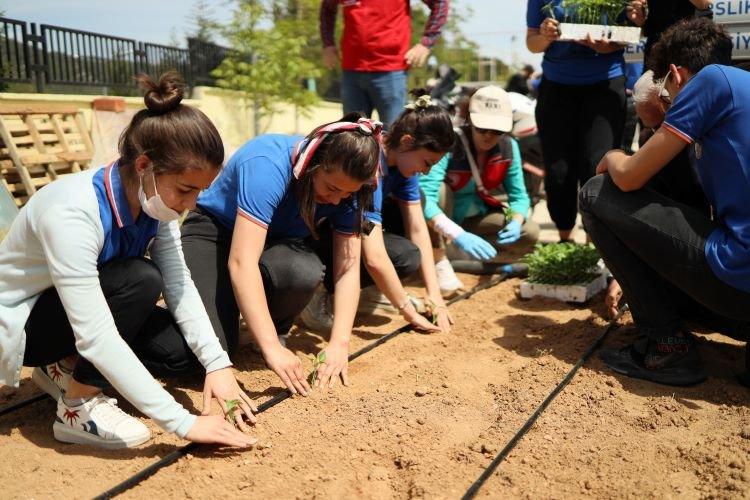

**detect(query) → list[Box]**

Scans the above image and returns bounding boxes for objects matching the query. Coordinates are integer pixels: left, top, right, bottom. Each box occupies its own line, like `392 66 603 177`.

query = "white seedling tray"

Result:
559 23 642 44
519 273 608 303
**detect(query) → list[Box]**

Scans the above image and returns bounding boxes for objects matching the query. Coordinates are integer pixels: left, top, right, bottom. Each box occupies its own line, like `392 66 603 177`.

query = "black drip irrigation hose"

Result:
93 264 528 500
0 393 48 417
461 305 629 500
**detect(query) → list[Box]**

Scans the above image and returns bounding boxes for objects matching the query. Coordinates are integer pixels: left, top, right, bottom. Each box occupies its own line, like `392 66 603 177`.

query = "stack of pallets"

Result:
0 105 94 207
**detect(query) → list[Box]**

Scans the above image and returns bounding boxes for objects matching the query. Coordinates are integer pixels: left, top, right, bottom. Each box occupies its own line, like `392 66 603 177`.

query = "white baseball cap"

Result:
469 85 513 133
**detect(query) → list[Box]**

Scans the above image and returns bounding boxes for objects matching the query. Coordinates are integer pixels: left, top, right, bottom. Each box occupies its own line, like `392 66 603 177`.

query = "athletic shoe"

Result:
53 394 151 449
32 362 72 401
357 287 425 315
435 258 464 298
299 286 333 333
599 333 707 387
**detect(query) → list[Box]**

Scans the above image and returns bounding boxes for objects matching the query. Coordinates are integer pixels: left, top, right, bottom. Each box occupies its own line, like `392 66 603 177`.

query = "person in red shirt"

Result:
320 0 449 127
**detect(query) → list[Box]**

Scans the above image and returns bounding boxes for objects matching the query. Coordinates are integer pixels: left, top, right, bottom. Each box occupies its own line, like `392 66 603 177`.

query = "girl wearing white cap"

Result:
420 86 538 296
301 91 456 334
0 72 255 450
183 114 381 392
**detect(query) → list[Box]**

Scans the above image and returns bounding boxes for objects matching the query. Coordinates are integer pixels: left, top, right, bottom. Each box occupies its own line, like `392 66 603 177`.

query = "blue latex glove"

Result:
497 219 523 245
454 231 497 260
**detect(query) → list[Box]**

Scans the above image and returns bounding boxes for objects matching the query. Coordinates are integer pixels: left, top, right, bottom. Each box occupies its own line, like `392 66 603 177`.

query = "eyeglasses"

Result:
473 126 502 137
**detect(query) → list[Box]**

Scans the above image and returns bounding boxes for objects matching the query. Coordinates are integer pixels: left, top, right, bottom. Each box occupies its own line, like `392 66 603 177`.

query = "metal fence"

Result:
0 17 228 93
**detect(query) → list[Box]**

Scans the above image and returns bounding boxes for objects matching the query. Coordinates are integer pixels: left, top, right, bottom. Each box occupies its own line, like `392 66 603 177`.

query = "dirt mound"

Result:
1 278 748 499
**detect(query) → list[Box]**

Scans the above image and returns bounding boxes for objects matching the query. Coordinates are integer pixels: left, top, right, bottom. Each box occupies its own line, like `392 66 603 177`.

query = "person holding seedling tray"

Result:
184 114 382 393
526 0 627 243
0 72 256 450
419 85 539 297
580 18 750 387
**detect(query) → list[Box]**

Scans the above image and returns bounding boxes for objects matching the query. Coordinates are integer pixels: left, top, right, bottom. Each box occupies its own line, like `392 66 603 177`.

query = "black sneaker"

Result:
599 333 707 387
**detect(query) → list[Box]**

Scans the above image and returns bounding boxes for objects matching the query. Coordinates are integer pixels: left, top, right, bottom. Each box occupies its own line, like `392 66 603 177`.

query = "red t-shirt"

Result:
320 0 449 72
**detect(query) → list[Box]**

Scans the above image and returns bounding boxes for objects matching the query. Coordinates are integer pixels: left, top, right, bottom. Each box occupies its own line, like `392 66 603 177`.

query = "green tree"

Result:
187 0 219 43
408 0 507 88
212 0 320 134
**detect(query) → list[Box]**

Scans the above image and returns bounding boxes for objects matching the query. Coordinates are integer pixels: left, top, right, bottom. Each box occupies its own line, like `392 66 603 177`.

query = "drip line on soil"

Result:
0 393 47 417
93 264 528 500
461 304 629 500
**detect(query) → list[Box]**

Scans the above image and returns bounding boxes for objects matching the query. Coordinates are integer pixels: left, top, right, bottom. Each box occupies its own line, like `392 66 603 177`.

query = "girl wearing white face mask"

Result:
0 72 256 451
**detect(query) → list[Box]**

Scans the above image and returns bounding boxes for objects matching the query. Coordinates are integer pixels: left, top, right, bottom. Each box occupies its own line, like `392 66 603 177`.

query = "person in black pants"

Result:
581 19 749 387
527 0 627 241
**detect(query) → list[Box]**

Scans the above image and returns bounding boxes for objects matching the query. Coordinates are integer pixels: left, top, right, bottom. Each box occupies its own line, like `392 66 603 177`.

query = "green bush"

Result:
522 242 601 285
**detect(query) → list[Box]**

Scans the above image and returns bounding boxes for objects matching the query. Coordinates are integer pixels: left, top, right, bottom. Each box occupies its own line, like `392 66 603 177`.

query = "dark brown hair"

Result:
118 71 224 184
295 112 381 238
386 88 454 154
648 17 733 79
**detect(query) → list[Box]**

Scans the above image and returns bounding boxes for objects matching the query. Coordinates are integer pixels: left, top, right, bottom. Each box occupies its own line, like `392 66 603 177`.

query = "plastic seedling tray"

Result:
519 272 607 303
558 23 641 44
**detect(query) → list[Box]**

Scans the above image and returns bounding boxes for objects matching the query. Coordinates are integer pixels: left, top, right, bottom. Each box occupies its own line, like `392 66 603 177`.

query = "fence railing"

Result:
0 17 228 93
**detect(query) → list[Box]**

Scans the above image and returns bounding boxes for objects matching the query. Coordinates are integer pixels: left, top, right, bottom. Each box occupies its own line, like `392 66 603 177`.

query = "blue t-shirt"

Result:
366 151 421 224
197 134 360 239
526 0 625 86
92 162 159 266
663 64 750 293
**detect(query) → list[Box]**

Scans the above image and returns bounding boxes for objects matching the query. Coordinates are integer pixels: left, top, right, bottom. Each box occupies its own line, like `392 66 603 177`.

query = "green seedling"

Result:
503 207 517 224
425 298 439 325
224 398 243 427
308 350 327 386
544 0 630 25
522 242 601 285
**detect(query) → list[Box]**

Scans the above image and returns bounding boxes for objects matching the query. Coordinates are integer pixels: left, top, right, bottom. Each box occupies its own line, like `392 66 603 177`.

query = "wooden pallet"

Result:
0 105 94 207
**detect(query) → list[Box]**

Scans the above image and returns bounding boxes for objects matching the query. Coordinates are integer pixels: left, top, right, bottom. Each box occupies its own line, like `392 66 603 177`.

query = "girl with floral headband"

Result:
182 113 381 392
301 90 456 334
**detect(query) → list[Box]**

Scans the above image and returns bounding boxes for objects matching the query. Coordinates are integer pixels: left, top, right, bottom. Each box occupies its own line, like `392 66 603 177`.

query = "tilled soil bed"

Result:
1 276 748 499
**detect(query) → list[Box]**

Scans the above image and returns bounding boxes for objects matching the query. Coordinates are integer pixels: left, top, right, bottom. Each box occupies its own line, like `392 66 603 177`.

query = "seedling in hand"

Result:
224 398 243 427
308 350 327 386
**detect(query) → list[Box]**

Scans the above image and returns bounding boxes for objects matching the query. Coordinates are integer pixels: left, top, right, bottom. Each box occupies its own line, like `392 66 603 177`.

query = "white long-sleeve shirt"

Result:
0 164 231 438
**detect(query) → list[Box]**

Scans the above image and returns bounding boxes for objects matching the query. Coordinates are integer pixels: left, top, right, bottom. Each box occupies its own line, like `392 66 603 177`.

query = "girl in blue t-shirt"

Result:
581 18 750 388
184 115 381 394
0 72 255 450
301 92 456 334
526 0 627 241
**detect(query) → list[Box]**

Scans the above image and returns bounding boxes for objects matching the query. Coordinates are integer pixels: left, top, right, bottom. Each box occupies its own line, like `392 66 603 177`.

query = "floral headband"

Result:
292 117 384 182
404 95 433 110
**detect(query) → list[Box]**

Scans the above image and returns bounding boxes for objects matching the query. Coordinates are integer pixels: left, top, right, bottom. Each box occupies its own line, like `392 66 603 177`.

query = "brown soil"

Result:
1 276 748 499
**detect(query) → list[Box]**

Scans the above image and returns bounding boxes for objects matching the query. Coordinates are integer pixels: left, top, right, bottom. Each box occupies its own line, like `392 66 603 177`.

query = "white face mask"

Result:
138 171 181 222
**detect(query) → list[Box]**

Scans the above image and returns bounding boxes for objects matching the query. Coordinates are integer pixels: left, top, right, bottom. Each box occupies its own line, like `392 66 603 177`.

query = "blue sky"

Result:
1 0 541 69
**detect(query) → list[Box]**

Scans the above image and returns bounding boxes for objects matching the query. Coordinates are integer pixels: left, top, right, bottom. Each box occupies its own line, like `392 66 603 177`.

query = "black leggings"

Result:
536 75 626 231
23 258 202 388
181 209 325 355
313 197 421 292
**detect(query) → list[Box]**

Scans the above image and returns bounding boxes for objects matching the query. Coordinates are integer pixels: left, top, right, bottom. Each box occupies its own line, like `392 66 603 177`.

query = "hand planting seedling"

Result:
308 351 327 386
522 242 601 285
224 398 243 427
425 298 439 325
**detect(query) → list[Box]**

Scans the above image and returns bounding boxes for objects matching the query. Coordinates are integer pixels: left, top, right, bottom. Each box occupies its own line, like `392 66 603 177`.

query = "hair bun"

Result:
408 87 430 99
137 71 185 113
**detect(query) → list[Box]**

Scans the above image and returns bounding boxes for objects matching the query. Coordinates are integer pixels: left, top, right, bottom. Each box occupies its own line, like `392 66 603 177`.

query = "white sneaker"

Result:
435 258 464 298
299 286 333 333
53 394 151 449
32 362 72 401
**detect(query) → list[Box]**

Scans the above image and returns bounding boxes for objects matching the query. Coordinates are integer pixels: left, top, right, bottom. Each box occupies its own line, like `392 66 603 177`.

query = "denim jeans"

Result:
341 70 407 128
579 174 750 339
